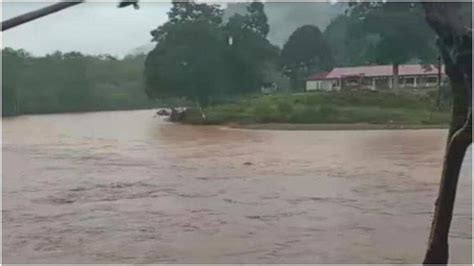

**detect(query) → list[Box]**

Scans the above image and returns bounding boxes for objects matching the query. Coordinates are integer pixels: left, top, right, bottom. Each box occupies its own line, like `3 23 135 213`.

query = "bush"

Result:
277 101 294 115
254 103 282 123
287 107 332 124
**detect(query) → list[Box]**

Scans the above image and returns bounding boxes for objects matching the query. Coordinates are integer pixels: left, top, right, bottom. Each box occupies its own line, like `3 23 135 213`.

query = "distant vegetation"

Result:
179 91 450 127
3 1 445 124
280 24 334 91
2 48 161 116
144 1 439 103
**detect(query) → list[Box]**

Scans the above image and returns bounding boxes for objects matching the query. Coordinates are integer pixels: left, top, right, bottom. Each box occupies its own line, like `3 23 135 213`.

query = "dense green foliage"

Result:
324 14 379 66
144 0 279 107
2 1 447 121
180 91 450 126
346 2 438 65
280 25 334 90
2 48 154 116
323 1 437 68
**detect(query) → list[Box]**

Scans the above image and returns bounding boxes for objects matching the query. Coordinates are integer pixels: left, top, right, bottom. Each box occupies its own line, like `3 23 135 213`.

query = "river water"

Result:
2 110 472 264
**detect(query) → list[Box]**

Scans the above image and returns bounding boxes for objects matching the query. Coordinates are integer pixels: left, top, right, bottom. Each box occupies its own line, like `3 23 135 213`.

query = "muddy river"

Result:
2 110 471 263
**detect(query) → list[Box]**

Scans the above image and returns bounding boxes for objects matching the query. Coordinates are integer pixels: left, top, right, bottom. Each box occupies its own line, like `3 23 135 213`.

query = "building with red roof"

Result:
306 64 446 92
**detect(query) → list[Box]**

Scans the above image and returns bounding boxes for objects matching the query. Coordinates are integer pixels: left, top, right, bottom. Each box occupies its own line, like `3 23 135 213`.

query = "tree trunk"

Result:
421 2 472 264
423 116 471 264
436 56 442 109
392 63 399 92
290 73 299 92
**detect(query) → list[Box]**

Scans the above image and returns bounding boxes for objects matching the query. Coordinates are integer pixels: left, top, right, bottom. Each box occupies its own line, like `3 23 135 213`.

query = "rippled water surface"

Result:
2 110 472 263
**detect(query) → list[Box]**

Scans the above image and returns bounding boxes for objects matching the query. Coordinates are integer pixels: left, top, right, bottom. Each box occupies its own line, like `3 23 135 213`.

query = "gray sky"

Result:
2 1 342 57
2 1 171 57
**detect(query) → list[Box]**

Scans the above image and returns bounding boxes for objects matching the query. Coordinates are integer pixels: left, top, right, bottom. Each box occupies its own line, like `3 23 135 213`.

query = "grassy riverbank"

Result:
231 123 448 130
181 91 451 128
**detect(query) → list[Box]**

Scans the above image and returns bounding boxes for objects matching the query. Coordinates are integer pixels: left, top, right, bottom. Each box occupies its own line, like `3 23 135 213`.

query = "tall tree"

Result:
145 1 229 107
167 0 222 25
280 25 334 91
244 1 270 38
347 1 438 91
145 0 278 105
224 2 279 94
421 2 472 264
324 14 379 66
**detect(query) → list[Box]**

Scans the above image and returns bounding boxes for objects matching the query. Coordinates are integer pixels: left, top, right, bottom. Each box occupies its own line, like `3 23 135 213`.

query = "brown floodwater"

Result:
2 110 472 264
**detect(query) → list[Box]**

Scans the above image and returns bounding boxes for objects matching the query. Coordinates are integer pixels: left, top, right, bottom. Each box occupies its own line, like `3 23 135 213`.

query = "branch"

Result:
1 1 84 31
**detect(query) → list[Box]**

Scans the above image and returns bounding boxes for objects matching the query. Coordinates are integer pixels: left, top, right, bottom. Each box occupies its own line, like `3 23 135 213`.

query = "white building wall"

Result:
306 80 336 91
321 80 333 91
306 80 319 91
308 74 445 92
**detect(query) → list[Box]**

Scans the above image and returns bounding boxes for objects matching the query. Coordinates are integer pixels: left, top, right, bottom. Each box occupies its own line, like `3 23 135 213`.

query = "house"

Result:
261 82 278 94
306 64 446 92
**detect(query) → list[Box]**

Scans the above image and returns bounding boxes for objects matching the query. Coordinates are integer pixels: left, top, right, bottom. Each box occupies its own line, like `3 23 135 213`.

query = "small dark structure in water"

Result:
169 107 188 122
156 109 170 116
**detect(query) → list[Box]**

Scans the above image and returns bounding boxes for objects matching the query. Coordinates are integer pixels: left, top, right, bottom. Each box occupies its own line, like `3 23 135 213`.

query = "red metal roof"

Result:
307 71 329 80
307 64 445 81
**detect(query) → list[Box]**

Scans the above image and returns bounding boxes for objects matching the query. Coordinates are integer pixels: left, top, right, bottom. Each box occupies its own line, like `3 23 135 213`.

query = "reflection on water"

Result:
2 110 471 263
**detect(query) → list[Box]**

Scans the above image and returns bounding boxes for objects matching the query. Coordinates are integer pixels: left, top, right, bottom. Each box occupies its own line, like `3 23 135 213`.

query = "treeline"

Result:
2 48 154 116
2 1 440 116
144 1 439 105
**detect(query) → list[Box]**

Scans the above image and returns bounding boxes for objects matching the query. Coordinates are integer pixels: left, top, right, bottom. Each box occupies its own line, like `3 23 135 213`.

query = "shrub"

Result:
277 101 294 115
254 103 282 123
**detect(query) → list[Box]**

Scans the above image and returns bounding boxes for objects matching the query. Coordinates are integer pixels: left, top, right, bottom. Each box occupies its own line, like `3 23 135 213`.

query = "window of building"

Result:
361 77 372 85
345 78 359 86
426 76 438 84
405 77 415 86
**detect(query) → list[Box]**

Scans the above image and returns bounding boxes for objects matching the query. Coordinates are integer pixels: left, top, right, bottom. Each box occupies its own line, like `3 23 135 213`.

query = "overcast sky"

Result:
2 1 341 57
2 1 171 57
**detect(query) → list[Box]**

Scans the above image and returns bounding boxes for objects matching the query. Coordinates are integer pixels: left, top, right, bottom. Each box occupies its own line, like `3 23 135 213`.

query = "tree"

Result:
280 25 334 91
421 2 472 264
324 14 379 66
2 47 153 115
168 0 222 25
224 2 279 95
347 1 438 91
244 1 270 38
150 0 223 44
2 48 29 116
145 0 278 105
145 1 229 107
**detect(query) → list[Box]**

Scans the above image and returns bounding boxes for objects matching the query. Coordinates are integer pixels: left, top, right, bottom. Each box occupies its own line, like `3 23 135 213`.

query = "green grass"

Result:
181 91 451 127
